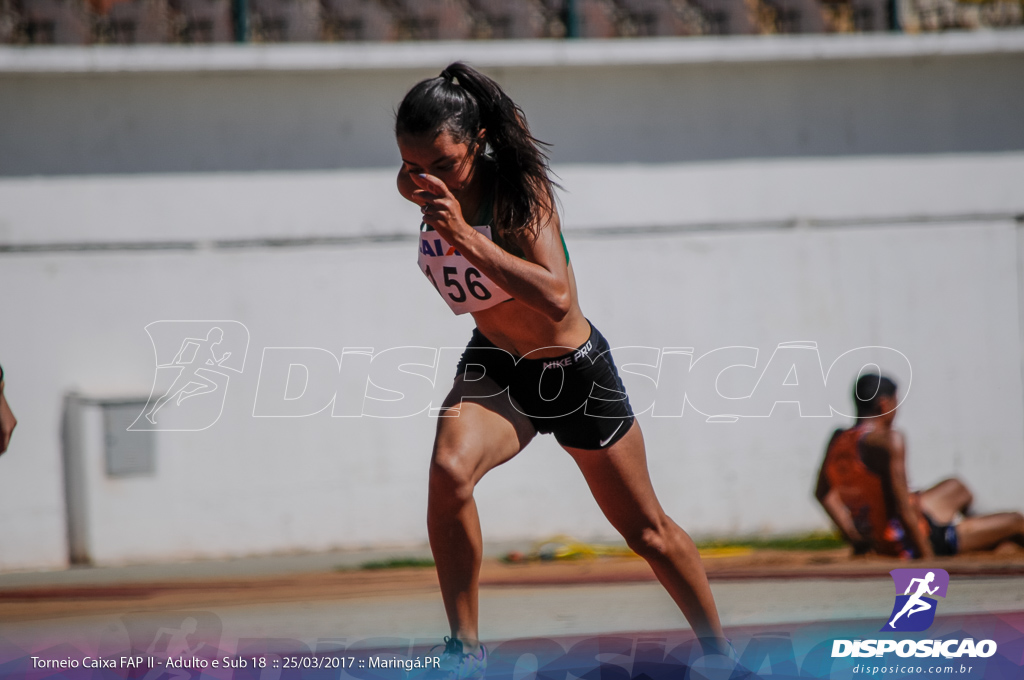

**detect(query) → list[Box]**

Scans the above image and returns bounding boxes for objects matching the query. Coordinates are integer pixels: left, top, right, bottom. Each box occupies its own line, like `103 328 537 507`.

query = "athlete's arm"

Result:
813 430 841 503
411 173 571 321
871 431 934 559
819 491 868 551
819 489 868 552
815 431 869 552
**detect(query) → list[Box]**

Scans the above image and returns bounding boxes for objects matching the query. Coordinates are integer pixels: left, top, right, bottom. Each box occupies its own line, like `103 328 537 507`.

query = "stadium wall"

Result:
1 34 1024 176
1 33 1023 569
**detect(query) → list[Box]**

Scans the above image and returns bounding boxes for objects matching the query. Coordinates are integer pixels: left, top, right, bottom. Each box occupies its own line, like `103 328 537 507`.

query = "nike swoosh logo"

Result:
598 420 625 448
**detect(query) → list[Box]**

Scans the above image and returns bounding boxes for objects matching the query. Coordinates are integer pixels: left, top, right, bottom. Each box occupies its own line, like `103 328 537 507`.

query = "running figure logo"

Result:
130 321 249 431
882 568 949 632
122 611 221 680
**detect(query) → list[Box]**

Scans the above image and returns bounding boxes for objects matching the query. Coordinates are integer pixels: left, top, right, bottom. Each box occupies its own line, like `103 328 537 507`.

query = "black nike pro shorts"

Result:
454 321 635 450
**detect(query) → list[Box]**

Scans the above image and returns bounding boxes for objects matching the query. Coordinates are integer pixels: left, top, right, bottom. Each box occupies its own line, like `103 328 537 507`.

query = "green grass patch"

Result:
696 531 845 552
358 557 436 570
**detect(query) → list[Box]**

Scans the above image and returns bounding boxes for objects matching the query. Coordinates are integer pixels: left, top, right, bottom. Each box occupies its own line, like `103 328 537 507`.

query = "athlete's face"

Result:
396 129 483 203
877 392 898 425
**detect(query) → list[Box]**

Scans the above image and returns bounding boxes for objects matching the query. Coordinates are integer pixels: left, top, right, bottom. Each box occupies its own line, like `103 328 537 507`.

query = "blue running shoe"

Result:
426 637 486 680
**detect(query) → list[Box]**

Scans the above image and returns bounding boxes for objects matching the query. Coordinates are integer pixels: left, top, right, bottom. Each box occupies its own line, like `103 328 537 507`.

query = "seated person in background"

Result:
815 374 1024 559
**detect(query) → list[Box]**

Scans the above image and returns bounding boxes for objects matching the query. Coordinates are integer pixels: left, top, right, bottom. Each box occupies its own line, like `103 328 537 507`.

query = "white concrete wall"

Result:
1 33 1023 570
1 32 1023 176
2 154 1024 246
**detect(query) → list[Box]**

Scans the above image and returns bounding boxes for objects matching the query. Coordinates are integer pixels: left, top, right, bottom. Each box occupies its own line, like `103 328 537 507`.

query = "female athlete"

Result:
396 62 726 677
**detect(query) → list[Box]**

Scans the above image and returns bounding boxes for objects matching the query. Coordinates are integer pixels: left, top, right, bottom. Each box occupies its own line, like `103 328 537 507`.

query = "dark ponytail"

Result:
395 62 559 248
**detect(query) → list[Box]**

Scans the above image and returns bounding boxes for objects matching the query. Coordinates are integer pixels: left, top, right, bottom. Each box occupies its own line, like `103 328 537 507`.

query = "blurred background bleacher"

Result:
1 0 1019 44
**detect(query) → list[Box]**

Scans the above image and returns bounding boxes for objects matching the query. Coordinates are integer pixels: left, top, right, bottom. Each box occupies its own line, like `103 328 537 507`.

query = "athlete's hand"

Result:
410 173 470 243
851 539 872 556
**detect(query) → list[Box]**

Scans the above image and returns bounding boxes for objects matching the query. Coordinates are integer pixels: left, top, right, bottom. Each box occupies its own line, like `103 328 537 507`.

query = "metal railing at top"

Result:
0 0 1020 46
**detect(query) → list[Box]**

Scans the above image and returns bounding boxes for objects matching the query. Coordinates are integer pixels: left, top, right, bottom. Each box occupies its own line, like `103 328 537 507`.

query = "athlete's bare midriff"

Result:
470 261 591 358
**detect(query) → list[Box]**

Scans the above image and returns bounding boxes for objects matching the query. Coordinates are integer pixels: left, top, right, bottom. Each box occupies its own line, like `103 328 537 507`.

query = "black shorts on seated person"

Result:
924 512 960 556
453 321 635 450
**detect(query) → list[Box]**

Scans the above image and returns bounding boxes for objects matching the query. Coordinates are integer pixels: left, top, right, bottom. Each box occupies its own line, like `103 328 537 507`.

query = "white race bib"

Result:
417 225 513 315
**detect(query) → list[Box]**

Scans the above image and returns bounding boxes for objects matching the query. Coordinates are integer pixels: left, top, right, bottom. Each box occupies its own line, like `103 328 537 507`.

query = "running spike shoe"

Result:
426 637 487 680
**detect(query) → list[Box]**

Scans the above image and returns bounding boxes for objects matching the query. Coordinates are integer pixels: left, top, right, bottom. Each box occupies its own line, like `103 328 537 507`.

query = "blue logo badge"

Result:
881 568 949 632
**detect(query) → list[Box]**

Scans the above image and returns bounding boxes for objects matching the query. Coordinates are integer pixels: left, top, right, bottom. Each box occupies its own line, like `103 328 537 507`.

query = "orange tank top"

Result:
823 426 927 558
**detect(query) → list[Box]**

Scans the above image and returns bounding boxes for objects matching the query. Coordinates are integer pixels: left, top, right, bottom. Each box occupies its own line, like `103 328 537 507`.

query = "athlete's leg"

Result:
918 478 973 524
428 374 535 651
955 512 1024 552
562 420 726 648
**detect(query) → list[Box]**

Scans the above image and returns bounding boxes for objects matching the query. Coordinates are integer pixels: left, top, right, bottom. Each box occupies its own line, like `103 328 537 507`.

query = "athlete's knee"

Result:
429 439 479 505
961 487 975 512
944 478 973 509
622 518 673 561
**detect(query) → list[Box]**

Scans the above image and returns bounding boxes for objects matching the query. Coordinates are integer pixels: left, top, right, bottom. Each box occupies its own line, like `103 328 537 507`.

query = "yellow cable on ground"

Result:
504 535 639 562
697 546 755 558
505 535 755 562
